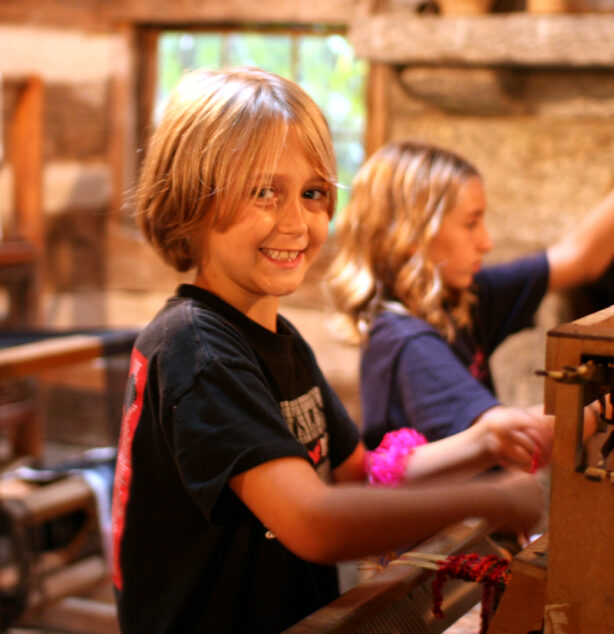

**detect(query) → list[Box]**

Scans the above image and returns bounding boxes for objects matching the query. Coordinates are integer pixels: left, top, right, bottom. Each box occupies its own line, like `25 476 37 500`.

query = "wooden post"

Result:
362 0 390 158
135 27 160 161
544 307 614 633
491 306 614 633
6 76 44 326
9 76 44 252
108 23 138 223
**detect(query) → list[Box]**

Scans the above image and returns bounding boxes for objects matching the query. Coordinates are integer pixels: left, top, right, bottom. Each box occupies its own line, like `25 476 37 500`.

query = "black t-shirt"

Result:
111 285 360 633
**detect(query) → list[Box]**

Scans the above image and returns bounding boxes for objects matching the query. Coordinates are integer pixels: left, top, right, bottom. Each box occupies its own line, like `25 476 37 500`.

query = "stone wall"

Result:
2 11 614 420
385 62 614 406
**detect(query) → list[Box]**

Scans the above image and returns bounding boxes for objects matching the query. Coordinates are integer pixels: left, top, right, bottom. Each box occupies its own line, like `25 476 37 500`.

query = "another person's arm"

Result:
339 406 552 486
547 188 614 292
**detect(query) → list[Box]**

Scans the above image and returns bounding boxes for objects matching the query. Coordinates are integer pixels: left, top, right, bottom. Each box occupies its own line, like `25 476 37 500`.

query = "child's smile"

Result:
260 248 304 264
194 129 331 330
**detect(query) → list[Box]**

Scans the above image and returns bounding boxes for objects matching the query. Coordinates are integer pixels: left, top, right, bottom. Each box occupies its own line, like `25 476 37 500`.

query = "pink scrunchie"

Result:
365 428 427 486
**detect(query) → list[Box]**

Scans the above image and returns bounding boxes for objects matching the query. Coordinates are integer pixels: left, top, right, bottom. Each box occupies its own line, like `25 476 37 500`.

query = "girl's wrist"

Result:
364 428 427 486
468 414 498 463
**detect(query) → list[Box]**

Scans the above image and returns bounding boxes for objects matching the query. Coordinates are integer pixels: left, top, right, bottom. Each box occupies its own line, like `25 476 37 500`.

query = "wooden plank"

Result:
349 14 614 67
0 241 39 327
364 63 390 157
9 77 44 250
6 77 43 326
135 27 160 159
108 23 138 222
284 518 494 633
0 0 358 29
0 335 105 380
103 0 359 25
21 596 120 634
16 476 95 523
545 318 614 633
487 535 548 634
27 556 108 608
0 329 138 380
363 1 390 158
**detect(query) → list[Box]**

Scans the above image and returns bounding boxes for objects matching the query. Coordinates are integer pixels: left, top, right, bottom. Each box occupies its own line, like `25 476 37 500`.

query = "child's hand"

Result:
477 405 554 472
483 469 546 535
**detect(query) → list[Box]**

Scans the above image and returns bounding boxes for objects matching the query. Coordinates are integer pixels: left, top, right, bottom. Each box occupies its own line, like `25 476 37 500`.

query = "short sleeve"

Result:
314 369 361 469
475 252 549 353
391 331 499 441
164 359 310 527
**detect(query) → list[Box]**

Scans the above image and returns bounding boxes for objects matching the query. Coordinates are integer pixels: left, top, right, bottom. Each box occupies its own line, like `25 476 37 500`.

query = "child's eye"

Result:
255 187 276 200
304 188 328 201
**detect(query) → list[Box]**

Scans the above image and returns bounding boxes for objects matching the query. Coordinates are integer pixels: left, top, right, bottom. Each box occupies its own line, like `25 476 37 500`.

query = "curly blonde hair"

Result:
328 139 481 342
136 67 337 272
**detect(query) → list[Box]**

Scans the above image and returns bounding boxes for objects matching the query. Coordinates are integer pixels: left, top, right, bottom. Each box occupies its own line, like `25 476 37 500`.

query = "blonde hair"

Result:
328 139 480 342
136 67 337 272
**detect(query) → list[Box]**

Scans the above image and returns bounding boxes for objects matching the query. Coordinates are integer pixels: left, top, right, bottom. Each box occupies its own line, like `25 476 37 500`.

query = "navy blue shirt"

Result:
361 253 549 448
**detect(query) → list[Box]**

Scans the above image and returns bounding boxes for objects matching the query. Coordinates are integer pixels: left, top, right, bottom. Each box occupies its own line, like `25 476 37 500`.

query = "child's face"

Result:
427 177 492 291
195 129 331 323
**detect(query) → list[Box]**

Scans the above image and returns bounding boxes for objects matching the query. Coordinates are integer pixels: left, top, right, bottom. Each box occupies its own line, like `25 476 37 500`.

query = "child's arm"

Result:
229 456 543 564
547 187 614 292
335 408 552 486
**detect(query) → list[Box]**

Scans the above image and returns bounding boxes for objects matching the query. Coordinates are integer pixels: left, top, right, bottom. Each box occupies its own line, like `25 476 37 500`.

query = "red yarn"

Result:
431 553 510 634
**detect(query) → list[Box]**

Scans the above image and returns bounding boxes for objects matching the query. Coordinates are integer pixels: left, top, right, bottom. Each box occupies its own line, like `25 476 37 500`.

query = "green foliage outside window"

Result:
157 31 366 214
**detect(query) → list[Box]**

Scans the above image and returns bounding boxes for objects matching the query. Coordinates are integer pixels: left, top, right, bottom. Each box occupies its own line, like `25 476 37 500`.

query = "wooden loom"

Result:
285 517 505 633
288 305 614 633
489 304 614 634
0 329 137 633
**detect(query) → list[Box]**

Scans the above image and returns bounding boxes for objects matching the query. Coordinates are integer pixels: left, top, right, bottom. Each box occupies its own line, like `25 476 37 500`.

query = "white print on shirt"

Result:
279 386 330 482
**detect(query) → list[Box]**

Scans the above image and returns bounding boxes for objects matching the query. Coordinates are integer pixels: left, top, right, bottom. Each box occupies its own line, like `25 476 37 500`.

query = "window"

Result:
156 29 366 212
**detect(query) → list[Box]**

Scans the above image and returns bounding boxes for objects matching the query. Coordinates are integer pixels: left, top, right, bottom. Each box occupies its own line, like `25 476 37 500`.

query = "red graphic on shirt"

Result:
308 438 322 466
468 346 488 381
111 347 148 590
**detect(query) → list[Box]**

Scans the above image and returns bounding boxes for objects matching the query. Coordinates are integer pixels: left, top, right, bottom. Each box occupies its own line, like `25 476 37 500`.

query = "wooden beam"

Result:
9 77 44 249
20 596 120 634
364 63 390 157
0 330 138 380
135 27 160 158
285 519 496 633
349 14 614 67
487 533 548 634
363 0 390 158
103 0 357 26
0 335 105 380
108 23 138 222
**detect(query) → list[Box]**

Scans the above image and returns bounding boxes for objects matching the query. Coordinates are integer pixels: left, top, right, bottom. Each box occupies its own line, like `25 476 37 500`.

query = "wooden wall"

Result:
0 0 369 328
1 2 614 410
350 11 614 406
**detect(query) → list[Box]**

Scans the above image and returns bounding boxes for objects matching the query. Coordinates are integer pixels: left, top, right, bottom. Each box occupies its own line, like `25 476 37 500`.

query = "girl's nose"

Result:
479 224 493 253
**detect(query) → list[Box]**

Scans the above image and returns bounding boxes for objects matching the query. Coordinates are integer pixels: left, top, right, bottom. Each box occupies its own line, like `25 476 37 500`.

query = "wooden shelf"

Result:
349 14 614 68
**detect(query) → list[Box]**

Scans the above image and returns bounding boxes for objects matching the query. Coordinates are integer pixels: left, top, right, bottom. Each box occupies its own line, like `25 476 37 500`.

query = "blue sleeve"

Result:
475 252 549 353
391 331 500 442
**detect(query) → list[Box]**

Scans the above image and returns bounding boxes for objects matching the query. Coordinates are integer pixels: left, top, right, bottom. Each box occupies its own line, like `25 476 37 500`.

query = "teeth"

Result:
262 249 300 262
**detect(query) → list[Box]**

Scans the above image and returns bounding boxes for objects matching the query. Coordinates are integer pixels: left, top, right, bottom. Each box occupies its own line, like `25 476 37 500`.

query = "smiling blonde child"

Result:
111 71 551 634
328 139 614 450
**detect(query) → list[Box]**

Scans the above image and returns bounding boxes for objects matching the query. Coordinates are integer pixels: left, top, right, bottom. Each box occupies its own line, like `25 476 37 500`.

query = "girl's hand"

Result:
476 405 554 472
